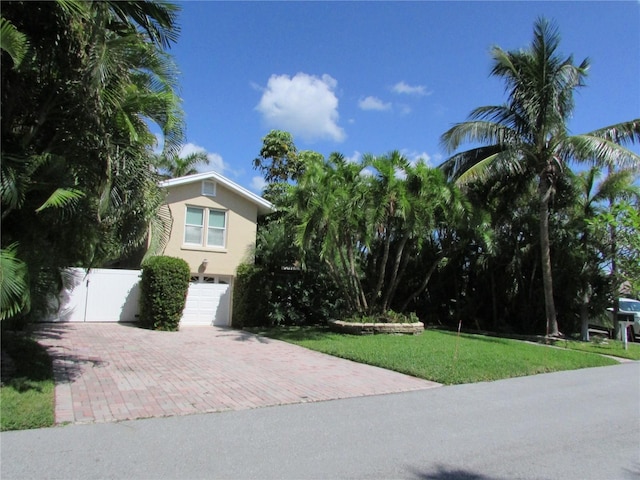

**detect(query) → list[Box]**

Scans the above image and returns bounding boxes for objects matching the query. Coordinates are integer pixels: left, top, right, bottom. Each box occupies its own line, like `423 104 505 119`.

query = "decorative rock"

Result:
328 319 424 335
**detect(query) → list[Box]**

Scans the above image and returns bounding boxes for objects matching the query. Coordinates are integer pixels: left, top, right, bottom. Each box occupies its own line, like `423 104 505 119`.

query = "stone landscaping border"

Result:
328 320 424 335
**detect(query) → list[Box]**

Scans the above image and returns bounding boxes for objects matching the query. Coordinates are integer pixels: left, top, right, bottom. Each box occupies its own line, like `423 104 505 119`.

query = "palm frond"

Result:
441 120 520 153
107 0 180 49
0 16 29 67
585 119 640 146
0 243 30 320
567 134 640 171
144 203 172 260
35 188 85 212
438 145 505 180
596 169 640 202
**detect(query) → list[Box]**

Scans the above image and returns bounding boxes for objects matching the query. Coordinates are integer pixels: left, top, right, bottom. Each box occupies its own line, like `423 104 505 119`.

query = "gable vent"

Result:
202 180 216 197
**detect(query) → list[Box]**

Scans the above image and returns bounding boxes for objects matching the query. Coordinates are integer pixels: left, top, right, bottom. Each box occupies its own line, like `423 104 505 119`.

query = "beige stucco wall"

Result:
162 181 258 276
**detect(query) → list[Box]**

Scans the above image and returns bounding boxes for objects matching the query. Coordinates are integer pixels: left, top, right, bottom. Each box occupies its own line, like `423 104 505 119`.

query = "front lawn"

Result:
254 327 619 385
547 337 640 361
1 332 55 431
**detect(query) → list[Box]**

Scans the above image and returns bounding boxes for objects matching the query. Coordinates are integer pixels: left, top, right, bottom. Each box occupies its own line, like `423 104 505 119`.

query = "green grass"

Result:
547 337 640 361
253 327 620 385
1 332 55 431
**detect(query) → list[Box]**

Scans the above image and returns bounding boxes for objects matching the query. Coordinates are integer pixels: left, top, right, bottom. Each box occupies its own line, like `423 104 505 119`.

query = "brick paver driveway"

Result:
34 323 440 425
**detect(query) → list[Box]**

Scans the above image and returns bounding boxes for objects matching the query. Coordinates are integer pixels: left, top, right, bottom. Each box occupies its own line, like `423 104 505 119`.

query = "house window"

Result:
190 275 231 284
184 206 226 248
207 210 226 247
185 207 204 245
202 180 216 197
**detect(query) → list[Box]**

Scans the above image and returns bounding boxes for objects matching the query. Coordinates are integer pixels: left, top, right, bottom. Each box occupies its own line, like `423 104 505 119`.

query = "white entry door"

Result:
180 281 231 327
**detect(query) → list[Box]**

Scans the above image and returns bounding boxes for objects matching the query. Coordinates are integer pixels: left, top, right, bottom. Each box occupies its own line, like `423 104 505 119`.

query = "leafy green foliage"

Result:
252 130 324 203
1 1 184 323
0 16 28 67
139 256 190 331
0 243 30 320
154 150 210 179
232 263 271 328
588 200 640 297
233 256 344 328
293 151 477 316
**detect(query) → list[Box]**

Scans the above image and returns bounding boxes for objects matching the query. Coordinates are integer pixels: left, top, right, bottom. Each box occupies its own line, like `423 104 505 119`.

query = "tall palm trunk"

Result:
381 234 409 312
539 175 559 336
400 251 446 313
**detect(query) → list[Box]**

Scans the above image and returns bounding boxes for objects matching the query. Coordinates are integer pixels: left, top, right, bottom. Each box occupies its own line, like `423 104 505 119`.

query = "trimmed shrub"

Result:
233 262 345 328
232 263 270 328
139 256 190 331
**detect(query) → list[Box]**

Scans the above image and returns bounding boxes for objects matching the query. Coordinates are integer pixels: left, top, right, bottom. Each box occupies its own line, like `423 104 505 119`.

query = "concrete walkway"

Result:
34 323 439 425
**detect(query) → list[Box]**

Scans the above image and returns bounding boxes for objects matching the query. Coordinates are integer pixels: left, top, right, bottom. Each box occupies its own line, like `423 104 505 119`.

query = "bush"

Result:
139 256 190 331
232 263 270 328
233 262 345 328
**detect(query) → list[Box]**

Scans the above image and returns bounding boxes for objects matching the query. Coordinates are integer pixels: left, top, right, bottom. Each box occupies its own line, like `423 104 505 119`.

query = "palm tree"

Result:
362 151 411 309
294 153 371 313
154 151 210 179
440 18 640 336
571 167 640 339
292 151 477 316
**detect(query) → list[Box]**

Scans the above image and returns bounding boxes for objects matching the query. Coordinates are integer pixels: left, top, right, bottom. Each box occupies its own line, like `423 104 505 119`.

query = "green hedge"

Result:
233 262 344 328
139 256 190 331
232 263 270 328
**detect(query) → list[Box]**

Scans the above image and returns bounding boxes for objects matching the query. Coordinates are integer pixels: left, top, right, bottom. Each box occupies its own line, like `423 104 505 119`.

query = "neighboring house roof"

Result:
159 171 274 215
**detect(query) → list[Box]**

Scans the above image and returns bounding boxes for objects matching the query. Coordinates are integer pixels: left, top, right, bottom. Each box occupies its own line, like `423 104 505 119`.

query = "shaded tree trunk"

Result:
400 252 445 312
539 176 559 336
381 234 410 312
580 291 590 341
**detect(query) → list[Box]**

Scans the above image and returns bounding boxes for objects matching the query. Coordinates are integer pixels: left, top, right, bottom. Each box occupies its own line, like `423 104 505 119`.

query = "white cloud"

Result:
358 96 392 111
398 104 412 116
206 153 226 173
345 151 362 164
392 81 432 96
179 142 205 157
179 143 228 174
250 176 267 193
401 149 432 166
255 73 346 143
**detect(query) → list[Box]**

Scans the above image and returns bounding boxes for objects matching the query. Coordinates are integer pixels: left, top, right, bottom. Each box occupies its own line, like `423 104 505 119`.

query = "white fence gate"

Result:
50 268 231 327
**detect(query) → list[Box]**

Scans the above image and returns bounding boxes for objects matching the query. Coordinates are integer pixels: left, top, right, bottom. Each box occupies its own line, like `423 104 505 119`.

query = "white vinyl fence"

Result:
48 268 230 326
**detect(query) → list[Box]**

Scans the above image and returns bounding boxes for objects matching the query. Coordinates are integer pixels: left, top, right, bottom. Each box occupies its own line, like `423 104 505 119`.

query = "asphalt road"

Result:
2 362 639 480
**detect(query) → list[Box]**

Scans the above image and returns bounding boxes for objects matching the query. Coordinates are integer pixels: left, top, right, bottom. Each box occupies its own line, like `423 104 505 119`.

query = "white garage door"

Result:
180 282 231 327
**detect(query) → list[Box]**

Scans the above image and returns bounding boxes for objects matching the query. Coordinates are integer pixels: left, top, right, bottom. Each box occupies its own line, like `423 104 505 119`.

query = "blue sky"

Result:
168 1 640 193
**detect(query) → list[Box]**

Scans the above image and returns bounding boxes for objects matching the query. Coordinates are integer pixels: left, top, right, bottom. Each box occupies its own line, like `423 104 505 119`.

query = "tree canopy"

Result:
1 0 183 322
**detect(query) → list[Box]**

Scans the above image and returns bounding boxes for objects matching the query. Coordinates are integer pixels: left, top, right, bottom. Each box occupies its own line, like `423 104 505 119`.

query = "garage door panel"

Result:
181 283 230 327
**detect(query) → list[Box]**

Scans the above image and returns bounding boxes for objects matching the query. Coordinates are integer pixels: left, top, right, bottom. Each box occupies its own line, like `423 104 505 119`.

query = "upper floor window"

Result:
184 206 226 248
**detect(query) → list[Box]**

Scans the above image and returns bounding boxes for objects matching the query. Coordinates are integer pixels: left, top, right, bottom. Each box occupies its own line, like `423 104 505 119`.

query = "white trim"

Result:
160 171 273 215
